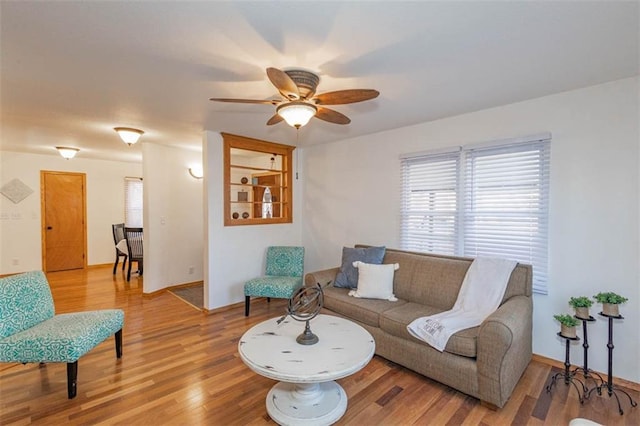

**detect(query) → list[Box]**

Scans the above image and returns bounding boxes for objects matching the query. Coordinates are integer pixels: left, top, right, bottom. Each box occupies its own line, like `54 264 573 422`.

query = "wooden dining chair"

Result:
124 227 143 281
112 223 128 274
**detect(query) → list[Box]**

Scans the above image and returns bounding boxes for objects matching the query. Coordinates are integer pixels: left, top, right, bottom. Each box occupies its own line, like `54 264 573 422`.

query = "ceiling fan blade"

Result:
313 89 379 105
266 114 284 126
315 107 351 125
266 67 300 100
209 98 279 105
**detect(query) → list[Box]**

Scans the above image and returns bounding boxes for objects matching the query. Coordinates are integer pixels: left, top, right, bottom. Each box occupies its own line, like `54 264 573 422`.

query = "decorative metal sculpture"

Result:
277 283 324 345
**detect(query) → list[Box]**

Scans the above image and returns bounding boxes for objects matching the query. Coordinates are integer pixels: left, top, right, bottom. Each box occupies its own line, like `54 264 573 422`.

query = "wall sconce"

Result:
56 146 79 159
188 165 204 179
114 127 144 145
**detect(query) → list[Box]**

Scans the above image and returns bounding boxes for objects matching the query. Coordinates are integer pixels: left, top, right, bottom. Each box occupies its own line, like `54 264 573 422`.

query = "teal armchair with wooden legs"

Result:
0 271 124 399
244 246 305 316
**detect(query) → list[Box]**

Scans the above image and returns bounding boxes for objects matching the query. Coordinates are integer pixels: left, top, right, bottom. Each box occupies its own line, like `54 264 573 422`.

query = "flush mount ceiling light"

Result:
114 127 144 146
276 101 317 129
55 146 79 159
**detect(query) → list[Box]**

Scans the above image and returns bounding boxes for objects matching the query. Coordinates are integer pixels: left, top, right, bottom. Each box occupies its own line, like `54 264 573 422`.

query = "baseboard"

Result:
203 300 244 315
143 280 203 298
532 353 640 392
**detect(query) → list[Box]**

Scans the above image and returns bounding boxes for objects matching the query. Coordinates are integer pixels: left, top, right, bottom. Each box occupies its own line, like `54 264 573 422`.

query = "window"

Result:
124 177 143 227
400 134 550 293
222 133 295 226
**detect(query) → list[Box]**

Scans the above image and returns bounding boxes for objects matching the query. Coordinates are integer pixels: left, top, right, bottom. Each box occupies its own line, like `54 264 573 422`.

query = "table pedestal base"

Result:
266 381 347 426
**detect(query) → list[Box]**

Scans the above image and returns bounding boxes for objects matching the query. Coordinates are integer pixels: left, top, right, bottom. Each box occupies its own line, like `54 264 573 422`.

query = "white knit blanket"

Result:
406 257 517 352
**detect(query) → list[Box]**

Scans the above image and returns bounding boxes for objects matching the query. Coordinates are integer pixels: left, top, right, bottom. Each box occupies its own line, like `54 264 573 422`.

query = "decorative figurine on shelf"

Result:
593 292 628 317
569 296 593 320
277 284 324 345
554 314 579 338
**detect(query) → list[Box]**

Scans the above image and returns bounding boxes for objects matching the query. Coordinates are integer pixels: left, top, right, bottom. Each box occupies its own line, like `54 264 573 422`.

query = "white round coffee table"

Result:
238 314 375 426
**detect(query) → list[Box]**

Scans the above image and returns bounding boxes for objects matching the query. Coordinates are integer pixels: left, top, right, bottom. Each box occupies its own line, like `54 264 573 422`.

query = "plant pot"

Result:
560 324 577 339
574 307 590 320
602 303 619 317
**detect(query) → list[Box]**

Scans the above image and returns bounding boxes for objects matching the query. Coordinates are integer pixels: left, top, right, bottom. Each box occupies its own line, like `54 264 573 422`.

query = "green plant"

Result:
553 314 579 327
568 296 593 308
593 292 628 304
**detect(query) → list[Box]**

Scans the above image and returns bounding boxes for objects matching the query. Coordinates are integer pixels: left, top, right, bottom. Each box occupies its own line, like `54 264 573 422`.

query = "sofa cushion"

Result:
382 249 470 310
334 246 385 289
379 302 479 358
349 262 399 301
322 285 406 328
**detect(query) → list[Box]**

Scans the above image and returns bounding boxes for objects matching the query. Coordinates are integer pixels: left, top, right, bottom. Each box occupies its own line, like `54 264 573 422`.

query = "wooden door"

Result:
41 171 87 272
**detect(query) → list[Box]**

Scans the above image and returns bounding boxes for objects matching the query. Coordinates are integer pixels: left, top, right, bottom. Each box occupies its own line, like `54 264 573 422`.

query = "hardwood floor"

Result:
1 266 638 425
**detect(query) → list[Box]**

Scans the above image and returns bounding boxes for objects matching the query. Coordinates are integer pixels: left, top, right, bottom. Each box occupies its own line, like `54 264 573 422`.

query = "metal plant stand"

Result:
546 333 585 404
572 315 604 397
587 312 638 415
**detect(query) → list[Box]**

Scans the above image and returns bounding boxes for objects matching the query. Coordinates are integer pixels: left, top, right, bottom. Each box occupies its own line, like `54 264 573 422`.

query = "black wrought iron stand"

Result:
546 332 585 403
572 315 604 398
587 312 638 414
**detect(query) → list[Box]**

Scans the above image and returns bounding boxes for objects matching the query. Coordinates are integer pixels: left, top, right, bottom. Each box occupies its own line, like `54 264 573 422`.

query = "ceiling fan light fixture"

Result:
56 146 79 159
277 102 317 129
114 127 144 145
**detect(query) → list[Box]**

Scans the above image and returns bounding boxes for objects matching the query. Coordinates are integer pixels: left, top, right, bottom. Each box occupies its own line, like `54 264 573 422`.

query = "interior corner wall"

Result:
301 76 640 383
142 143 204 293
203 131 303 310
0 151 142 275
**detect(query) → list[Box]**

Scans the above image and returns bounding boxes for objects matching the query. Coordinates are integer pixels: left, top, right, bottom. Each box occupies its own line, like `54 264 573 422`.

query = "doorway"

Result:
41 171 87 272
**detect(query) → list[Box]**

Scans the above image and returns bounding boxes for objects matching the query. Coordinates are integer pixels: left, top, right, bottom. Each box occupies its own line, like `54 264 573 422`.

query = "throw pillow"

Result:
334 246 386 289
348 261 399 301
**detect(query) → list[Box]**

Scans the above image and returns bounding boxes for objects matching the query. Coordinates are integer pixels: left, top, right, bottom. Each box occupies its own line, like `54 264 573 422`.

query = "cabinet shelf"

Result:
230 164 283 173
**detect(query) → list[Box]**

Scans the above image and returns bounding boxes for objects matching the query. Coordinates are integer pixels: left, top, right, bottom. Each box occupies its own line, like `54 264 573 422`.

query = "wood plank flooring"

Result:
1 266 638 425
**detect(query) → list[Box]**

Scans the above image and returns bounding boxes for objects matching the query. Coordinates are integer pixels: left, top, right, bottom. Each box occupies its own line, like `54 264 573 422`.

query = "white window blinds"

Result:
124 177 143 227
400 135 551 294
400 150 460 255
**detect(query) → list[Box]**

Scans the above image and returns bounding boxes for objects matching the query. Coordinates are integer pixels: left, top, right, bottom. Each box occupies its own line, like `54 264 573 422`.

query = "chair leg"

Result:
127 259 132 281
245 296 250 316
67 361 78 399
122 255 127 271
267 297 271 303
113 253 119 275
115 329 123 358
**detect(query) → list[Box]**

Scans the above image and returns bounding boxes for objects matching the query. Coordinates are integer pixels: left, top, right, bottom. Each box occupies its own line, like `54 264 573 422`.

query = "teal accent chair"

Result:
244 246 304 316
0 271 124 399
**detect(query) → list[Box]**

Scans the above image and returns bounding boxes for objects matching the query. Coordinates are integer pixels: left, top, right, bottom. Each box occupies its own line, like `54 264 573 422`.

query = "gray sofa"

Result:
304 246 533 408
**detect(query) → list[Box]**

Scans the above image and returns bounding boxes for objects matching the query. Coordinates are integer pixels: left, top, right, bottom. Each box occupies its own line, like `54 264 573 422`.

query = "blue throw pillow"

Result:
334 246 386 289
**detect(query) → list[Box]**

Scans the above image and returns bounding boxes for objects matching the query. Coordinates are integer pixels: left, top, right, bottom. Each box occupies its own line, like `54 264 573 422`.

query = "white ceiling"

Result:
1 1 638 163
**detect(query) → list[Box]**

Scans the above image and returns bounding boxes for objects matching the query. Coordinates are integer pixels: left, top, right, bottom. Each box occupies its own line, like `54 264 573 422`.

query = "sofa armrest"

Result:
476 295 533 407
304 267 340 288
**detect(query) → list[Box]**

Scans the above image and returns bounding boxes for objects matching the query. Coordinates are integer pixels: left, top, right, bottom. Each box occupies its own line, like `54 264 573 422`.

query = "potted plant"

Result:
593 292 628 317
568 296 593 320
554 314 580 338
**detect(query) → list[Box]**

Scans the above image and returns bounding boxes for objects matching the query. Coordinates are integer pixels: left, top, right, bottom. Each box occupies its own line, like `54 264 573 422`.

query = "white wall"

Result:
204 132 303 310
0 151 142 274
301 77 639 382
142 143 204 293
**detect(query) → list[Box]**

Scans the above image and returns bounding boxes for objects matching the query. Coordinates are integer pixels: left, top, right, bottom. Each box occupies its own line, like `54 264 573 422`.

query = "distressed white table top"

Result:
239 314 375 384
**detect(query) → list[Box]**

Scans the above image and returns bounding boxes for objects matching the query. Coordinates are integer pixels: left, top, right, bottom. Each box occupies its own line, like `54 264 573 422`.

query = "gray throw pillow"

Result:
334 246 386 289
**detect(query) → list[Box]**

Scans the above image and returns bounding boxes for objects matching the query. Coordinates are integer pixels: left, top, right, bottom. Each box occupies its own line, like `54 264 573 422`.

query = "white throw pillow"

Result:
348 261 399 301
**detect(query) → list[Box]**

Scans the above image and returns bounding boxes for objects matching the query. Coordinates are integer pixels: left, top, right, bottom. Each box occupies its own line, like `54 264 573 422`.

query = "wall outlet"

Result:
188 266 194 274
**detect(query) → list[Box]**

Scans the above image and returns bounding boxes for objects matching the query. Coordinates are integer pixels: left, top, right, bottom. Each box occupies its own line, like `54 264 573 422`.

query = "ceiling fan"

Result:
210 67 379 128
